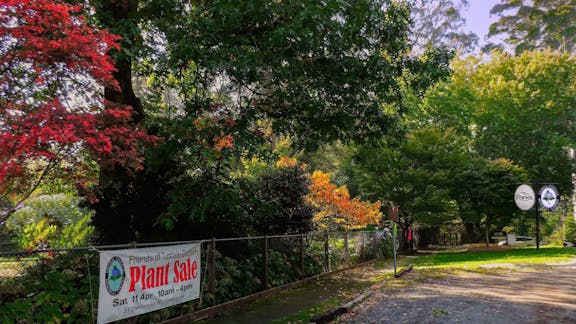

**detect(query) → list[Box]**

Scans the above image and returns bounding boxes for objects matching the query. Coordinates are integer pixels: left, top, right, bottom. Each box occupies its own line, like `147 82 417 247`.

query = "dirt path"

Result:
340 262 576 323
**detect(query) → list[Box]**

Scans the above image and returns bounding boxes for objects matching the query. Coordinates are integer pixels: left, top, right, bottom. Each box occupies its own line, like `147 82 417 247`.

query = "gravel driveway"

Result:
339 262 576 323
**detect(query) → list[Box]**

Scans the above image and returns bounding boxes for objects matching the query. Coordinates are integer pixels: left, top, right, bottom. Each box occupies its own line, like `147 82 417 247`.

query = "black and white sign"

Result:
539 185 560 211
514 184 536 211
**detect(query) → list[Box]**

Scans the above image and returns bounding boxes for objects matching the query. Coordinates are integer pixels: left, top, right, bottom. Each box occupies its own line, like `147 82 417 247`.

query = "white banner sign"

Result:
97 243 201 324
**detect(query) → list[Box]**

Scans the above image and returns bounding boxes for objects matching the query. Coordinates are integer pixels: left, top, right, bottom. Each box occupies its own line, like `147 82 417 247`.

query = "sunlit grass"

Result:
414 246 576 270
271 295 345 323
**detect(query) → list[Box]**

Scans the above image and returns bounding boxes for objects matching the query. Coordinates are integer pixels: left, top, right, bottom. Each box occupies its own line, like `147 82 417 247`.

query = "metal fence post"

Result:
344 231 350 267
324 232 330 273
40 256 45 280
300 233 305 279
208 238 216 299
262 235 269 290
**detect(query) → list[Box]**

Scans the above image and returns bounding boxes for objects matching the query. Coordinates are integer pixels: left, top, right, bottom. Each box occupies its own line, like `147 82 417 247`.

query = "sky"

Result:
462 0 501 47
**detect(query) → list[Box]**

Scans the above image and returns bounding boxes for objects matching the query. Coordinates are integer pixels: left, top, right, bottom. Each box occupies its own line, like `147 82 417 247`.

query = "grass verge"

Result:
414 246 576 270
271 295 347 323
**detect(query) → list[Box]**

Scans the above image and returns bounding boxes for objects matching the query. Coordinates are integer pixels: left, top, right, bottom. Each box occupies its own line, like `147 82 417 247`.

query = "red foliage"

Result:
0 0 155 198
192 114 237 159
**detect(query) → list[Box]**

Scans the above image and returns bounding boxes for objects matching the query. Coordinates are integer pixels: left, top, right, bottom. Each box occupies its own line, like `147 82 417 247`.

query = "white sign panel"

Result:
514 184 536 211
539 185 560 211
98 243 201 324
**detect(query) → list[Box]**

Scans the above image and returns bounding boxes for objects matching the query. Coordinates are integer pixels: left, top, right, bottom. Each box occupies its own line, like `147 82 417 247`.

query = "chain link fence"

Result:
0 230 392 323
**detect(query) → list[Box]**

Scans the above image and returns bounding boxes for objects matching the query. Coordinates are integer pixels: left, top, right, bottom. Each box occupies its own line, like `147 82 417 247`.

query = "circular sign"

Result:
539 185 560 211
514 184 536 211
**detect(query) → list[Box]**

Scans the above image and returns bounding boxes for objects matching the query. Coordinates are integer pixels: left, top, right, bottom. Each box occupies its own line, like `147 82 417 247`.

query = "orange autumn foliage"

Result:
276 156 298 168
213 134 234 151
306 170 381 231
276 156 307 170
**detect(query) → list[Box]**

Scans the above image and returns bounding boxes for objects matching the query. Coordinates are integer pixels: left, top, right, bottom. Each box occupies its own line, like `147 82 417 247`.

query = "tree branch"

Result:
0 158 59 225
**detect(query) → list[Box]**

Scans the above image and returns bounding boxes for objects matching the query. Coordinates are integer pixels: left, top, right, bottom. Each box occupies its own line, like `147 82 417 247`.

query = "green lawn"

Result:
414 246 576 270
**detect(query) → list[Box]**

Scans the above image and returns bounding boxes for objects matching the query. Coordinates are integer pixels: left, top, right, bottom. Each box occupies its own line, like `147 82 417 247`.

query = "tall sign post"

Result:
514 184 559 250
537 185 560 249
536 192 541 250
514 184 538 249
388 206 399 277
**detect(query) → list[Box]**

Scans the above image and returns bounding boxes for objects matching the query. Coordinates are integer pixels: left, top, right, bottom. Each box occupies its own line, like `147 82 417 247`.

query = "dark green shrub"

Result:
0 252 97 323
247 165 315 235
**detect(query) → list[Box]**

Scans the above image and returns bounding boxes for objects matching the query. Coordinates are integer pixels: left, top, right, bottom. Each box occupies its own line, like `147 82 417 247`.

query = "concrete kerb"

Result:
395 264 414 278
162 258 386 323
311 264 414 324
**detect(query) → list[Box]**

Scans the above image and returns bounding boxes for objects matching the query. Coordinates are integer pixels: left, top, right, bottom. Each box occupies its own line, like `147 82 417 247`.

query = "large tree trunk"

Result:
461 222 477 243
92 0 144 244
99 0 143 119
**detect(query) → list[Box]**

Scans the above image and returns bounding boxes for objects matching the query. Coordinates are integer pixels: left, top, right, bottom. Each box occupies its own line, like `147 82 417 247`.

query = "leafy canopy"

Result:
488 0 576 53
424 50 576 193
409 0 478 54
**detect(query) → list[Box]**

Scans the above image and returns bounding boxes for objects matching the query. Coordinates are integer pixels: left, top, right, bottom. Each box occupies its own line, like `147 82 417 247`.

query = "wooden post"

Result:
262 235 268 290
324 232 330 273
208 238 216 299
344 232 350 267
300 234 305 279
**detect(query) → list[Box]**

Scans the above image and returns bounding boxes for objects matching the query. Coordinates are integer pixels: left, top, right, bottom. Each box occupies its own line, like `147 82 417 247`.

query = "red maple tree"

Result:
0 0 154 222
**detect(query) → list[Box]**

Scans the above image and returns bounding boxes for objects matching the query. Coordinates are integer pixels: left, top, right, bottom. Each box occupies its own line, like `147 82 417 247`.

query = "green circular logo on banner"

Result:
105 256 125 296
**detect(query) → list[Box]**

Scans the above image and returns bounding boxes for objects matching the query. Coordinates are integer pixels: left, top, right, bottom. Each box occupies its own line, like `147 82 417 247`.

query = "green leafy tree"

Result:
488 0 576 54
248 162 315 235
454 158 528 244
351 126 528 245
152 0 415 146
424 50 576 195
565 215 576 243
352 128 469 245
90 0 451 243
